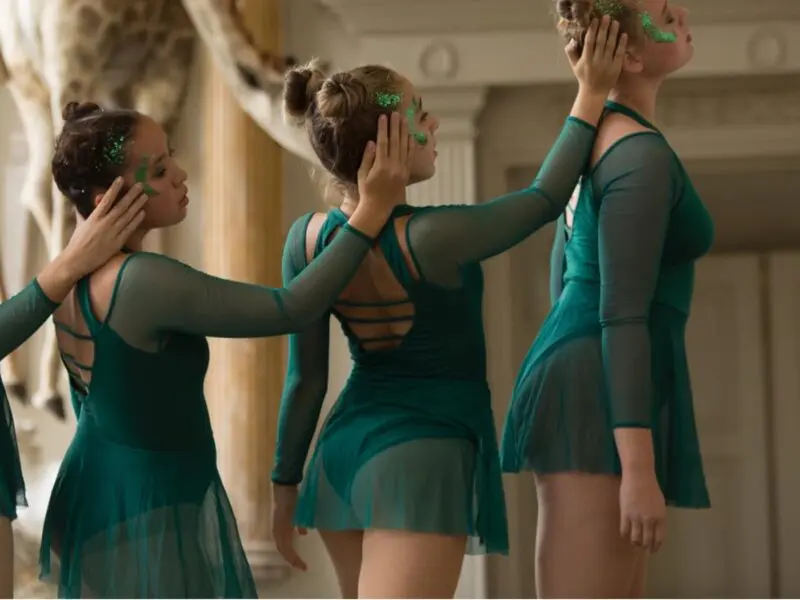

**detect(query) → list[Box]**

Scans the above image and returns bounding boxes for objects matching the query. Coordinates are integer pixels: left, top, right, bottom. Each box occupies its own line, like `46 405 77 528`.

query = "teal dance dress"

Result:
501 102 714 508
272 115 600 555
0 280 59 519
37 225 381 598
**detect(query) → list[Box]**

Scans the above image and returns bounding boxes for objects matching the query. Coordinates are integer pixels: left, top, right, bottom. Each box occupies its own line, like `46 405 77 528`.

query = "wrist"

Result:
35 253 82 304
347 201 392 239
570 86 609 126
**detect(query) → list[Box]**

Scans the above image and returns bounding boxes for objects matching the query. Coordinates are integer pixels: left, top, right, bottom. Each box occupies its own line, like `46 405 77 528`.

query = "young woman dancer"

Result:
0 185 146 596
501 0 713 597
270 17 627 599
38 100 409 598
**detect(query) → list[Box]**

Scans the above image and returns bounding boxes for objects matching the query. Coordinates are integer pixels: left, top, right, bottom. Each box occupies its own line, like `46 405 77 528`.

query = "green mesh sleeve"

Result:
549 214 567 306
106 216 371 350
594 133 683 428
405 117 596 286
0 279 59 359
271 219 331 485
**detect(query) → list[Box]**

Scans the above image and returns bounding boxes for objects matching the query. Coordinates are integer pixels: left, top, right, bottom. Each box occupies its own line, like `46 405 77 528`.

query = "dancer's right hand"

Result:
348 111 413 239
271 483 308 571
619 468 667 553
62 177 148 277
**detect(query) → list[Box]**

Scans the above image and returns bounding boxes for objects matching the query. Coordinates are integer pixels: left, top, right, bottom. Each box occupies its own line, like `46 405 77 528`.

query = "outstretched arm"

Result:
107 215 372 347
593 134 682 469
405 115 597 285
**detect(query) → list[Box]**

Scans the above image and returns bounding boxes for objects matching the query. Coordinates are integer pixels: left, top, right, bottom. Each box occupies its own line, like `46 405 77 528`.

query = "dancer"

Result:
500 0 713 597
270 16 626 599
38 100 408 598
0 186 146 597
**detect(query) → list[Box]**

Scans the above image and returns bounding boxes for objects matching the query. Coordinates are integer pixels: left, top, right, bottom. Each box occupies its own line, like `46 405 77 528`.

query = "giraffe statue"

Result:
0 0 320 420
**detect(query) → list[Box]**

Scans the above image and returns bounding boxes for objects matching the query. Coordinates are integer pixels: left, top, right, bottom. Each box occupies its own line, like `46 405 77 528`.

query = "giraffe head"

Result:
53 102 189 231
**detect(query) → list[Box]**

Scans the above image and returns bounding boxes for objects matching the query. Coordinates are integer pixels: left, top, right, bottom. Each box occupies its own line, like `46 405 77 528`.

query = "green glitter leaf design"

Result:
641 11 677 43
101 133 126 168
135 156 158 197
594 0 625 18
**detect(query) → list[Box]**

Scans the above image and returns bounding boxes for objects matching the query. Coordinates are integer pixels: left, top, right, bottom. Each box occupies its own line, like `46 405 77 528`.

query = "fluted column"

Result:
406 87 487 207
201 0 288 583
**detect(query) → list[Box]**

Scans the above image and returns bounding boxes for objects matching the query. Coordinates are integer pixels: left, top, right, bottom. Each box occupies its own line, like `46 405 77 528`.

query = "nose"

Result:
429 115 440 132
676 5 689 25
175 165 188 184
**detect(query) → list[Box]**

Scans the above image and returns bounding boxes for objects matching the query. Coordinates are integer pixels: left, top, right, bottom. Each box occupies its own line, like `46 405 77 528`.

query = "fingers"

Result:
357 140 377 183
405 129 415 171
629 519 643 547
388 111 401 161
614 32 628 66
652 519 666 553
582 17 600 58
592 15 611 61
115 195 148 240
604 19 621 61
397 114 409 166
275 531 307 571
106 182 144 221
92 177 126 217
375 113 388 160
565 38 581 66
640 519 655 552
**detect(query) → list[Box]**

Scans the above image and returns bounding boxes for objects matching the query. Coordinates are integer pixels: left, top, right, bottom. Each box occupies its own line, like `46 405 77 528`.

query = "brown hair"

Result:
52 102 140 218
283 58 403 185
554 0 642 48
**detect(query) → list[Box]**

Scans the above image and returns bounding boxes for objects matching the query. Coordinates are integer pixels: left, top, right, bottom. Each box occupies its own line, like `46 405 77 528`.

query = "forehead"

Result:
128 116 167 161
397 78 419 110
640 0 668 17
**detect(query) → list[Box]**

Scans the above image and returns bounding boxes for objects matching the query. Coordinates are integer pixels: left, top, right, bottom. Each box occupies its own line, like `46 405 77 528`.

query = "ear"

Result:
622 49 645 74
93 193 105 209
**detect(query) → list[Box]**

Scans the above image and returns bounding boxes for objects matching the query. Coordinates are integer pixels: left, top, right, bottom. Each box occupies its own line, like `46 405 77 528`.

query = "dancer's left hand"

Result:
619 469 667 553
271 483 308 571
567 15 627 95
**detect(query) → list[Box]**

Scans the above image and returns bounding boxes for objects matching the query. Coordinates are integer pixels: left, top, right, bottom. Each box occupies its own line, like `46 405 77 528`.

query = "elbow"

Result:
530 186 566 224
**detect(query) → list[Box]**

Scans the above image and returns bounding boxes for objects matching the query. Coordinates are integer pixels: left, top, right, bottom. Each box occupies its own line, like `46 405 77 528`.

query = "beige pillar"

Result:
201 0 287 583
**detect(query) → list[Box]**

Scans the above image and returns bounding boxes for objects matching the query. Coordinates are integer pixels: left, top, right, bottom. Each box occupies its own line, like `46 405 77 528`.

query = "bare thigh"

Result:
535 472 646 598
319 530 364 599
359 529 466 599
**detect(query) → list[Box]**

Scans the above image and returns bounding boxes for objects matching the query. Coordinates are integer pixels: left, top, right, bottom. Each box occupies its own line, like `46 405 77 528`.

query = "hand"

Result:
348 112 414 238
619 469 667 553
62 177 148 277
271 483 308 571
567 16 627 96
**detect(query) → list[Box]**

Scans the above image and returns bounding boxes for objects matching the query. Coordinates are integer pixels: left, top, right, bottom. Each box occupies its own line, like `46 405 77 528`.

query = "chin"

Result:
409 166 436 185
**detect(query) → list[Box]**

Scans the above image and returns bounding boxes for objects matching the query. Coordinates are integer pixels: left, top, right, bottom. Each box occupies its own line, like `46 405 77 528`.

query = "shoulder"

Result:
284 211 331 266
592 113 672 169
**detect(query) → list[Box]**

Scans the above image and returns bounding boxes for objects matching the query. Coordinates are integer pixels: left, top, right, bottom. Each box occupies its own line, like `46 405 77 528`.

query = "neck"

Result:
124 229 149 252
608 75 663 124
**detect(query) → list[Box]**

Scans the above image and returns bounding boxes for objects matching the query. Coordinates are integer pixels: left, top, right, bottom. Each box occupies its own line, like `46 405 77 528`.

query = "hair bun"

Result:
283 59 327 122
316 72 368 125
62 101 102 123
555 0 594 23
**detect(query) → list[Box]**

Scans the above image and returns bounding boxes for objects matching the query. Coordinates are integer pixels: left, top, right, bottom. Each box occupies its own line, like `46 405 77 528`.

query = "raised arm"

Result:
0 281 59 360
107 215 375 347
594 134 682 460
271 220 331 485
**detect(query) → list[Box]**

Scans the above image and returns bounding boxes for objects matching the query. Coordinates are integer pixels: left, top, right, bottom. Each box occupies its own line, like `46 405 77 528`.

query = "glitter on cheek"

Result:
405 106 428 146
135 156 158 197
641 11 677 43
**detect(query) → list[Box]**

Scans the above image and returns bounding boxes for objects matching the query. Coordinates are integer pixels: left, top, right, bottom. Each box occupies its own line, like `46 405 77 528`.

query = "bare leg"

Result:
319 530 364 598
0 517 13 598
359 530 466 599
535 472 645 598
629 551 650 598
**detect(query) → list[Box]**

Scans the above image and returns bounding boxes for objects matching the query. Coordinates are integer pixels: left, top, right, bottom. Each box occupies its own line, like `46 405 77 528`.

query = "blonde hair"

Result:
554 0 643 47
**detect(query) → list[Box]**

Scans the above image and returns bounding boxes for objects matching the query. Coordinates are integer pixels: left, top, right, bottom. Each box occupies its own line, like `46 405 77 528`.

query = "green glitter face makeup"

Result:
373 91 428 146
135 156 158 197
640 11 677 43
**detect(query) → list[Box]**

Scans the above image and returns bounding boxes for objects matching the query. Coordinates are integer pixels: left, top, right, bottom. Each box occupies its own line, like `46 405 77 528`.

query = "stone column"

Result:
201 0 288 583
406 87 487 207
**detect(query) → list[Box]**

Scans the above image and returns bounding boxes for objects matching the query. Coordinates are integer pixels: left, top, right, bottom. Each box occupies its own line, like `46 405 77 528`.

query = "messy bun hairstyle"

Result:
554 0 640 48
283 58 403 185
52 101 140 218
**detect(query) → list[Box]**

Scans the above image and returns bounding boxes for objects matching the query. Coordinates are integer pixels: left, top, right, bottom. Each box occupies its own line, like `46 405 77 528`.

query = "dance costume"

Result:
38 226 378 598
0 280 58 519
273 115 600 554
501 102 714 508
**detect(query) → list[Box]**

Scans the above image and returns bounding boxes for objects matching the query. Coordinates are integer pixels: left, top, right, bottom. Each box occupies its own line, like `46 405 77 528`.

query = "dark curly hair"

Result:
283 58 403 185
52 102 141 218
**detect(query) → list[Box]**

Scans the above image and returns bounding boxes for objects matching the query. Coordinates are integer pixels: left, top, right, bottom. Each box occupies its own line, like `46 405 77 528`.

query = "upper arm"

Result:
594 134 681 324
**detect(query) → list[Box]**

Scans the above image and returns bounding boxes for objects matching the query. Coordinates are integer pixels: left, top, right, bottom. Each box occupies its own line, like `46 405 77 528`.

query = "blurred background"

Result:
1 0 799 597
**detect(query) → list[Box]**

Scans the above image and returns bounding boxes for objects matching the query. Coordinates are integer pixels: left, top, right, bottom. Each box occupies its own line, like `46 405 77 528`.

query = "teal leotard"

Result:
0 280 59 519
37 226 379 598
272 116 601 554
501 102 715 508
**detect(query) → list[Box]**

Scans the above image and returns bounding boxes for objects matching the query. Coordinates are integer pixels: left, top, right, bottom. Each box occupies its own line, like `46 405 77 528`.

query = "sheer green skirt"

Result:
500 281 710 508
39 417 257 598
0 380 26 520
295 376 509 555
